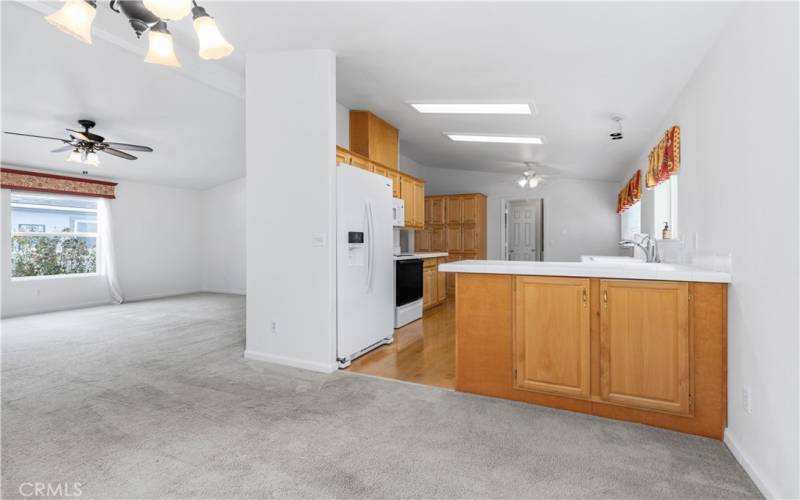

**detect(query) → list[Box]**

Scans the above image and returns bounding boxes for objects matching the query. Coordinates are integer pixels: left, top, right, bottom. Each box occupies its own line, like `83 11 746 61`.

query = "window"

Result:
620 201 641 241
10 192 99 278
653 175 678 239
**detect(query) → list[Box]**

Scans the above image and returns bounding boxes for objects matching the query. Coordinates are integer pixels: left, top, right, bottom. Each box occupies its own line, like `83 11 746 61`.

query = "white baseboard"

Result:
201 288 246 296
124 289 204 303
1 299 113 319
724 428 781 499
243 349 337 374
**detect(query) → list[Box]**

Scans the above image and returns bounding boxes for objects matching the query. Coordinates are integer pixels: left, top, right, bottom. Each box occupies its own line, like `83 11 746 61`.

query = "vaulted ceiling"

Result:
2 1 734 188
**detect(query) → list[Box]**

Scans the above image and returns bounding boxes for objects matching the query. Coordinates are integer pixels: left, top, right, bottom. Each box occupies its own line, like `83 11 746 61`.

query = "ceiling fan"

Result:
517 162 559 189
4 119 153 166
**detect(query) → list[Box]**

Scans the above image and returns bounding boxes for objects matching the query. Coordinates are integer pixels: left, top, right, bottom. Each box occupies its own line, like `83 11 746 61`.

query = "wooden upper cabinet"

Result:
462 225 478 252
447 226 462 252
413 181 425 228
335 146 350 165
462 196 478 224
514 276 591 399
349 111 399 170
430 227 446 251
424 197 432 227
430 197 445 225
447 197 463 224
599 280 691 415
372 164 388 177
416 229 431 252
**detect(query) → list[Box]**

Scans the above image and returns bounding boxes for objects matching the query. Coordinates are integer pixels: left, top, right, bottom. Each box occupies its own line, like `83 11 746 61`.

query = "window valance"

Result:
0 168 117 199
646 125 681 189
617 169 641 214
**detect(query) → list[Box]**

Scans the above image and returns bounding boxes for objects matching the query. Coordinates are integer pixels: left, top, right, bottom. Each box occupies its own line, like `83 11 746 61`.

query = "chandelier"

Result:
44 0 234 68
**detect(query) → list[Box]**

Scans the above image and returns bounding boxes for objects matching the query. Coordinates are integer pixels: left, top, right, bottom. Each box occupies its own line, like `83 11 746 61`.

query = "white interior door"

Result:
507 200 540 261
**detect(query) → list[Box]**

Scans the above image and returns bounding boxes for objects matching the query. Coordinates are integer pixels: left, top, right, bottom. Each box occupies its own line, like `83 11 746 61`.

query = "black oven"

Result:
395 259 423 306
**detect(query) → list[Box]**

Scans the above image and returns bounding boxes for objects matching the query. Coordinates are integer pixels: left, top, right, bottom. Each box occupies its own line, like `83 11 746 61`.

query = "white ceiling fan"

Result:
516 162 559 189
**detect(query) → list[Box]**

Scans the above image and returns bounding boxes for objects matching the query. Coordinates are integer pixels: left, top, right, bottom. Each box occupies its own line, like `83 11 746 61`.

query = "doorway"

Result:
502 199 544 261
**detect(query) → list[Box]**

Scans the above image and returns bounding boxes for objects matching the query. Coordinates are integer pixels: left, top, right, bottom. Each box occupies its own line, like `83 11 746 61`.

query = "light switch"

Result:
313 232 327 247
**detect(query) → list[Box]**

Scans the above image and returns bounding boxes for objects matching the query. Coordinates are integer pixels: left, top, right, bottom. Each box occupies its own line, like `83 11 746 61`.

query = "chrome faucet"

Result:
619 234 660 263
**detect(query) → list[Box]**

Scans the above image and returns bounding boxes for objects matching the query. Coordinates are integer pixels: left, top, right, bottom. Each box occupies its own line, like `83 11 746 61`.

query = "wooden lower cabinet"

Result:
422 257 447 310
456 273 726 438
514 277 591 399
600 279 691 414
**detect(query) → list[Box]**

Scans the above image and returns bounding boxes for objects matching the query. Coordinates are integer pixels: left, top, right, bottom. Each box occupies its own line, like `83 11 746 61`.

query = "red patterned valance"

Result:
0 168 116 199
646 125 681 188
617 169 641 213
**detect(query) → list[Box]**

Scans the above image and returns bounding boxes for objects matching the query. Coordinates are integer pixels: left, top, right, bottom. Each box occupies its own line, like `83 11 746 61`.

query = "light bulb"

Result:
528 177 539 188
518 177 527 187
144 22 181 68
143 0 192 21
67 149 83 163
44 0 96 45
84 151 100 166
192 6 234 60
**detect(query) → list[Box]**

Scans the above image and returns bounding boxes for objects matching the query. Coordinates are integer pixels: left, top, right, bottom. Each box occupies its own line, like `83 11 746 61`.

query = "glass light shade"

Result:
193 15 234 60
67 149 83 163
144 30 181 67
143 0 192 20
528 177 539 188
84 152 100 166
517 177 527 188
45 0 96 45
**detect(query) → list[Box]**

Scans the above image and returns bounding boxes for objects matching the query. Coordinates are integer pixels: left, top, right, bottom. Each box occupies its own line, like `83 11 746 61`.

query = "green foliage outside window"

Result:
12 235 96 278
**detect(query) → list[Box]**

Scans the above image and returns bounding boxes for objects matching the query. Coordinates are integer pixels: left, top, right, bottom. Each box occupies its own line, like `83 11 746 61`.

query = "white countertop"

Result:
438 260 731 283
393 252 449 261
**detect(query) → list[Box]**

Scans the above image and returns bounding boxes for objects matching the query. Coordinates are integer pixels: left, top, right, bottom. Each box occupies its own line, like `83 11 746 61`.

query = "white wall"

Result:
419 166 620 261
336 102 350 148
629 3 799 497
245 50 338 373
1 180 203 317
200 177 246 295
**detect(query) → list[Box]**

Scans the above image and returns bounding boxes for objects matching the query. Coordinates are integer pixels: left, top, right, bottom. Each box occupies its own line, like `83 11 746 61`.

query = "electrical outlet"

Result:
742 387 753 414
271 321 278 334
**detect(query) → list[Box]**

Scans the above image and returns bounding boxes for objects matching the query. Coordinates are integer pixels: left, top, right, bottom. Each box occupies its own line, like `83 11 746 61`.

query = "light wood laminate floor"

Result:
346 298 455 389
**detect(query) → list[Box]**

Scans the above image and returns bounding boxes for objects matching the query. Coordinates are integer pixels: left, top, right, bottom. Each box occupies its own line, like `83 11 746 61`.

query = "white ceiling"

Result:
2 1 735 188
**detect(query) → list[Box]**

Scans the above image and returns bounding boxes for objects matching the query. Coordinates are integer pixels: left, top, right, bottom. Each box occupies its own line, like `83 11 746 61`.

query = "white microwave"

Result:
392 198 405 227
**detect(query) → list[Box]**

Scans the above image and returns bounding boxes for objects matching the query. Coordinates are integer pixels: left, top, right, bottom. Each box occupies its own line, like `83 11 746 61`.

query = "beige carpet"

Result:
1 293 761 499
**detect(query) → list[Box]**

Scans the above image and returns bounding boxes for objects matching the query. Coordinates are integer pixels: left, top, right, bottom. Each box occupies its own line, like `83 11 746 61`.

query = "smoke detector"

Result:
609 114 624 140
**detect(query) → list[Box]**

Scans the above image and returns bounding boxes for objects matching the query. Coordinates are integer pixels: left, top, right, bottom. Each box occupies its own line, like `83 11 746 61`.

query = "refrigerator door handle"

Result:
366 201 375 292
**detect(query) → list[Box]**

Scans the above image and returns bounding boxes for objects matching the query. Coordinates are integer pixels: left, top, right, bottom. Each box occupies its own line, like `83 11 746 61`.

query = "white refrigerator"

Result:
336 165 394 368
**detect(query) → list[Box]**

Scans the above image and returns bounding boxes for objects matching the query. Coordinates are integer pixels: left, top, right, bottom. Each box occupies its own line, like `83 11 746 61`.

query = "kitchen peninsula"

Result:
440 260 731 438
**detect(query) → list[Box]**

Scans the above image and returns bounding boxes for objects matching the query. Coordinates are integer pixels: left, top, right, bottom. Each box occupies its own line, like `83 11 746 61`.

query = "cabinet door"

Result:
430 227 446 251
431 197 445 225
447 197 463 224
462 196 478 224
416 229 431 252
400 176 414 226
436 258 447 303
462 225 478 252
447 226 462 252
599 280 690 414
514 276 591 399
413 181 425 229
445 254 460 292
423 266 436 309
424 197 432 227
387 170 400 198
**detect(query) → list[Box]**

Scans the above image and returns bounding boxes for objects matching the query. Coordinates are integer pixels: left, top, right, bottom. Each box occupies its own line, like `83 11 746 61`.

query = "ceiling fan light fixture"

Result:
84 151 100 166
142 0 192 21
45 0 97 45
517 177 528 188
528 177 539 188
144 21 181 68
66 149 83 163
192 5 234 60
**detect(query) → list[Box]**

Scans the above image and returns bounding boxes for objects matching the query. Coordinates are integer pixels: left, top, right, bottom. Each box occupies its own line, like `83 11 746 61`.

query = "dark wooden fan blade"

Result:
100 147 137 160
103 142 153 152
4 131 68 142
51 145 74 153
